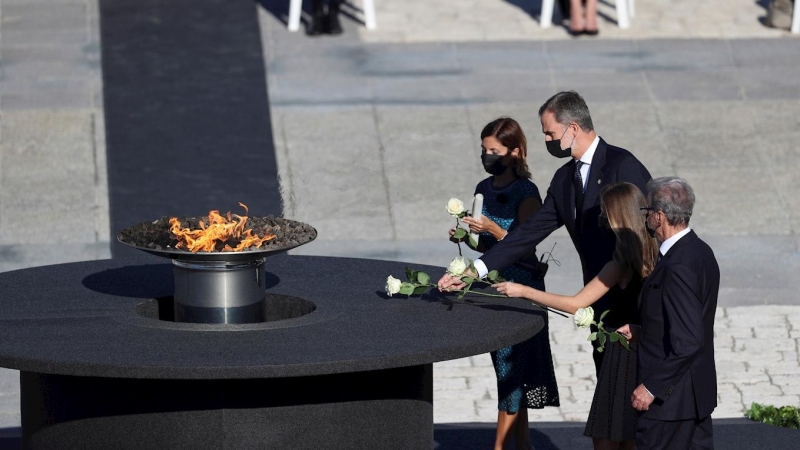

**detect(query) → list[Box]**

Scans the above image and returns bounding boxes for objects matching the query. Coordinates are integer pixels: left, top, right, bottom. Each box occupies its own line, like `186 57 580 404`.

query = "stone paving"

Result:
0 0 799 432
362 0 789 43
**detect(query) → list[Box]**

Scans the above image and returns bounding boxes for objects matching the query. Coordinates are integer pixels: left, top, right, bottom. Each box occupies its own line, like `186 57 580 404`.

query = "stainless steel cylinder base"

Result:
172 258 266 324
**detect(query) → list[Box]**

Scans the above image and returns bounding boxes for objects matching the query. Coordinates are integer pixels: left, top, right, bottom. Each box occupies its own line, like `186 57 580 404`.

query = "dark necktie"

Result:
573 160 585 221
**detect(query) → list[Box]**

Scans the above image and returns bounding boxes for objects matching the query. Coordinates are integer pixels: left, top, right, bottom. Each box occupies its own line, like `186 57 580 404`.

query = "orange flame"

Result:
168 202 276 253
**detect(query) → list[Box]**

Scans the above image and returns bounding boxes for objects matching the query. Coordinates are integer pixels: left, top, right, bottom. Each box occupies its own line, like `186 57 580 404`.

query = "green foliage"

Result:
747 403 800 429
452 228 467 240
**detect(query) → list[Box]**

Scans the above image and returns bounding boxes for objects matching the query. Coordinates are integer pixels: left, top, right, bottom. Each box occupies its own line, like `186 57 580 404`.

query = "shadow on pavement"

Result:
3 419 799 448
434 419 800 450
0 428 19 450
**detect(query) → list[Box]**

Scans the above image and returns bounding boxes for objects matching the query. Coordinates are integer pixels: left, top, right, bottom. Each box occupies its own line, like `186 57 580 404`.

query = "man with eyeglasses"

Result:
623 176 720 449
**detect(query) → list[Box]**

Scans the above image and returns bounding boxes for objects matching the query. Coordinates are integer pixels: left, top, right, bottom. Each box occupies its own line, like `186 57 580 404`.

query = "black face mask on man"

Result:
545 126 576 159
481 152 508 176
645 212 659 238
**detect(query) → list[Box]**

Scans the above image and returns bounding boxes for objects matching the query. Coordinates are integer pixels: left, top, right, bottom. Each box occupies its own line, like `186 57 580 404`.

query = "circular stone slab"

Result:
0 255 548 379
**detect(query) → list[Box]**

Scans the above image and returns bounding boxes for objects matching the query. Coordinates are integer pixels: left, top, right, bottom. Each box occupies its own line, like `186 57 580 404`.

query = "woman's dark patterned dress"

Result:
475 176 560 412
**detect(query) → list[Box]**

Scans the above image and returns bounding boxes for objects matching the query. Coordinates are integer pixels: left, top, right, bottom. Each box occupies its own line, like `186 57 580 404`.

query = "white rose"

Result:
447 256 469 277
574 306 595 328
446 198 465 217
385 275 402 297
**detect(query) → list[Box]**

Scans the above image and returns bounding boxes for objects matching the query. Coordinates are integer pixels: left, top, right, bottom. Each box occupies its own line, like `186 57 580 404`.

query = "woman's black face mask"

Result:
481 152 506 175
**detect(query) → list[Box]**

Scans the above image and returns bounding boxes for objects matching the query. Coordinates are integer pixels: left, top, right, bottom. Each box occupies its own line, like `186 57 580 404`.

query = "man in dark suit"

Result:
630 176 719 449
438 90 651 373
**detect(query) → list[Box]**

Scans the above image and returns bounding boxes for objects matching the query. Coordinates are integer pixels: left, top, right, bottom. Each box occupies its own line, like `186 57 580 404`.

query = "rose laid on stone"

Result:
446 198 466 218
446 256 469 277
383 257 506 300
385 275 402 297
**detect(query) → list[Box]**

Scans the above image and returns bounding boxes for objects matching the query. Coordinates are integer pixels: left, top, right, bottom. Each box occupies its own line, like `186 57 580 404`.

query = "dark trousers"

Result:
635 415 713 449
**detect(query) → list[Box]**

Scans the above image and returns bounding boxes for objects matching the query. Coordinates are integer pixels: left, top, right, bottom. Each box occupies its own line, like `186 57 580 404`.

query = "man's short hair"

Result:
647 177 696 227
538 91 594 132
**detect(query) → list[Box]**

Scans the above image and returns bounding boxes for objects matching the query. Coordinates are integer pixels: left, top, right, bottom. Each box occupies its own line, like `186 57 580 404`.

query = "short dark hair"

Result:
480 117 531 179
538 91 594 132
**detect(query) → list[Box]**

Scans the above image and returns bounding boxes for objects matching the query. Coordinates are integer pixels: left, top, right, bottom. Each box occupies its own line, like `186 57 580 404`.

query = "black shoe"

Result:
324 13 343 34
584 29 599 36
306 1 325 36
306 16 325 35
324 1 343 35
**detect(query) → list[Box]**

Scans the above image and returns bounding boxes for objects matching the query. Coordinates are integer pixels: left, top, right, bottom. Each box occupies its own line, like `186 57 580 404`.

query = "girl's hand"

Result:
616 324 640 343
492 282 526 298
462 216 498 235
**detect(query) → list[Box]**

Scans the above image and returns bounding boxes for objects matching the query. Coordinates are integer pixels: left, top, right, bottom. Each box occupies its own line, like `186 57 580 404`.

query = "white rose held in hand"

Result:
446 198 466 217
574 306 595 328
447 256 469 277
385 275 402 297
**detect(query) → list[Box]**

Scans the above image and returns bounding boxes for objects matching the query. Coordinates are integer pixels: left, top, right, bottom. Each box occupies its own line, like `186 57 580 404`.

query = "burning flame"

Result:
169 203 276 253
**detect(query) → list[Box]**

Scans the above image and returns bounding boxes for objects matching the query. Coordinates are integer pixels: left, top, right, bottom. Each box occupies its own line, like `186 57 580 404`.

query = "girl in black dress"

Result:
494 182 658 450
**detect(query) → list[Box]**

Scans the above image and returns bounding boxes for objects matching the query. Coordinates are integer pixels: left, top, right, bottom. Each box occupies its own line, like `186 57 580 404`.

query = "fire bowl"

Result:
117 216 316 324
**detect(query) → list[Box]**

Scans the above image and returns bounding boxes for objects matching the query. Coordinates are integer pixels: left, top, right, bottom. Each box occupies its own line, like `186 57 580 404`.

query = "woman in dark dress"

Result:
494 182 658 450
454 118 559 450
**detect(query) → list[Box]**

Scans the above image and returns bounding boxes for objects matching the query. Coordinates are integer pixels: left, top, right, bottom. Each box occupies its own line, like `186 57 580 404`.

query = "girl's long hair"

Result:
601 182 659 278
480 117 531 179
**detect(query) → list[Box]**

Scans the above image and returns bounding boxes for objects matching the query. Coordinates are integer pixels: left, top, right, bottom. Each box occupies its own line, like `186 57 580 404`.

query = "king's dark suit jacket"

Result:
481 138 651 317
638 231 720 420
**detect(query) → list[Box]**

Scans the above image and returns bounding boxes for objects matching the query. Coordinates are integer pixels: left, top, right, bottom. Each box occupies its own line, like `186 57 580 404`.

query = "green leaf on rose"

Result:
399 284 415 296
588 332 597 341
468 236 478 249
610 332 620 343
453 228 467 239
598 332 607 346
462 277 475 284
599 310 610 322
487 270 500 282
417 272 430 285
413 285 428 295
619 335 630 350
597 346 604 353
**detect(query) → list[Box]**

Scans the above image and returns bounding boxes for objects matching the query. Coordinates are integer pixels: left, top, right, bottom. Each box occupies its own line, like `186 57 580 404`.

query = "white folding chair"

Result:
288 0 376 32
540 0 635 29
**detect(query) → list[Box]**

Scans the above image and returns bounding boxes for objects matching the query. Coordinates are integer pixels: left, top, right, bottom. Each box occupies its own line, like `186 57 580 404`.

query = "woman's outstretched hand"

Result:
461 216 497 235
492 281 526 298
